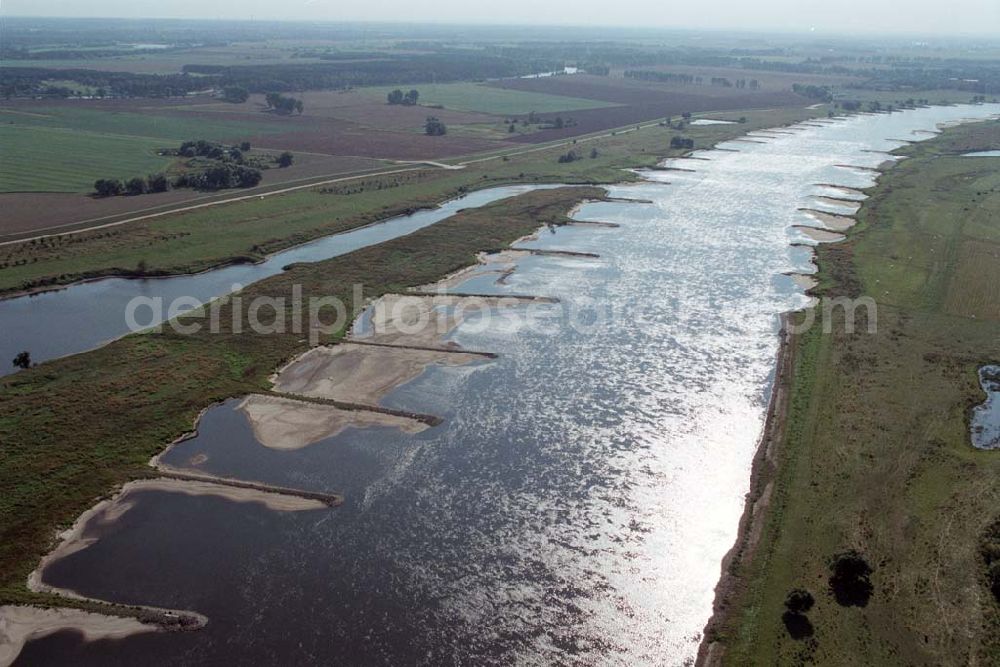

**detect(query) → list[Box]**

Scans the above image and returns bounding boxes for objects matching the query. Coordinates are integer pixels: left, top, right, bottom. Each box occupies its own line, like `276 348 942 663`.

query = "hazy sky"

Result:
2 0 999 36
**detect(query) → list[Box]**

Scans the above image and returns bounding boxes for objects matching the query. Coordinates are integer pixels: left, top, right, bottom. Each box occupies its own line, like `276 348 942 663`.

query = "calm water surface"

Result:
18 105 1000 665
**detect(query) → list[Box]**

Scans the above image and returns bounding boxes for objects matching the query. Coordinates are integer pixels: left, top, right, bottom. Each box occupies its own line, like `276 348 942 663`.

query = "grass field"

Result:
0 125 175 192
0 106 820 295
0 106 293 192
0 186 604 612
0 106 290 142
365 82 619 115
713 121 1000 665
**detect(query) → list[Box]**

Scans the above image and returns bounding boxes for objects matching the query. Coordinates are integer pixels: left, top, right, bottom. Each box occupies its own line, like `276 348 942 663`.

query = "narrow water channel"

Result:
0 184 563 373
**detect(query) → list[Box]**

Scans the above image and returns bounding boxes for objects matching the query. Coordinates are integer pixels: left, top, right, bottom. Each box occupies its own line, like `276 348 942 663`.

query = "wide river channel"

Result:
14 104 1000 665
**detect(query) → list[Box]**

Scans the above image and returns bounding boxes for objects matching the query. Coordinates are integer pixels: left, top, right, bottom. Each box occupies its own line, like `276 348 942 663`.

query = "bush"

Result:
424 116 447 136
277 151 294 168
125 176 148 196
94 178 124 197
829 550 874 607
147 173 170 193
784 588 815 614
670 136 695 150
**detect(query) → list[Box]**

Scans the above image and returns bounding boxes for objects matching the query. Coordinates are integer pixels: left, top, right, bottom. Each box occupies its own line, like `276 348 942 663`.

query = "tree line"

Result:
624 70 761 89
387 89 419 105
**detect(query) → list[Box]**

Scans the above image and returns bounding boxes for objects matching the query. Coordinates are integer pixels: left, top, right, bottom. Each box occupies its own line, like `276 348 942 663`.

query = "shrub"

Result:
829 550 874 607
93 178 124 197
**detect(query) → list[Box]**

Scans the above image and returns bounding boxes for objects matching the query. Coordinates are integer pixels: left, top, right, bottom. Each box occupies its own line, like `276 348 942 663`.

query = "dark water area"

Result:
0 184 561 375
17 104 1000 666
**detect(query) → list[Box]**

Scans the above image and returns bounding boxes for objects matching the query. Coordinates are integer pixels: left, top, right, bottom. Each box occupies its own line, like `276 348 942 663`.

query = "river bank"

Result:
700 117 1000 665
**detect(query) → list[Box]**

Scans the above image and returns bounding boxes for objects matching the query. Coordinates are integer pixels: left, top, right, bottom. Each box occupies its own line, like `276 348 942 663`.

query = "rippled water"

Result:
0 184 560 374
18 105 1000 666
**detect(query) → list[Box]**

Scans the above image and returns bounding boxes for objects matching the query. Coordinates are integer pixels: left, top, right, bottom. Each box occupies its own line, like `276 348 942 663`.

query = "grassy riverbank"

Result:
708 121 1000 664
0 106 818 297
0 186 605 608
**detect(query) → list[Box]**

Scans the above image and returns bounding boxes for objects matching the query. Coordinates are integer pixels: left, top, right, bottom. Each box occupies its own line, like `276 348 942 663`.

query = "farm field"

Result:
364 81 620 115
712 121 1000 666
0 153 388 238
0 103 300 193
0 124 174 192
0 104 290 142
487 73 813 140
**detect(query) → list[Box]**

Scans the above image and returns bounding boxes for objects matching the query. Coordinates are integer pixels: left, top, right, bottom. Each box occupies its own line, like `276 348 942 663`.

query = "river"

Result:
14 104 1000 665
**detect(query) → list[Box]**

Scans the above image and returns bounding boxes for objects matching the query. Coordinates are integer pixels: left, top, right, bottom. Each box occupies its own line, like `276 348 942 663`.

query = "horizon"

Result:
2 1 1000 39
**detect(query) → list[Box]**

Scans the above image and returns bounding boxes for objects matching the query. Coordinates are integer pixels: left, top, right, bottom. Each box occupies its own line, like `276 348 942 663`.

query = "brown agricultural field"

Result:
184 90 498 129
0 153 387 239
486 73 816 141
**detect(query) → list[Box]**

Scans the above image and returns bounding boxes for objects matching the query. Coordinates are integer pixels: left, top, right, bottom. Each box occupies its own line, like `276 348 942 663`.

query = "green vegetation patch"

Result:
0 124 174 192
716 120 1000 666
365 82 618 115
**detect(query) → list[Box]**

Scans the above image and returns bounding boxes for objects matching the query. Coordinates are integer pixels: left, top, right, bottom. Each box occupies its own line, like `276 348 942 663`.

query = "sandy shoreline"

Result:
239 393 429 450
0 606 160 667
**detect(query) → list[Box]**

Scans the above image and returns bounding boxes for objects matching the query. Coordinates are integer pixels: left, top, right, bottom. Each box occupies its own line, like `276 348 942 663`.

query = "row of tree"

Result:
624 70 760 90
94 174 171 197
387 89 419 105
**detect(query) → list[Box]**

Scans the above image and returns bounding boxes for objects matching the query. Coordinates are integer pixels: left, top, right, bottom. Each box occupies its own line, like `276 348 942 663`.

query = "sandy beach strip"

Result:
799 209 858 231
794 226 847 243
0 605 160 667
273 343 485 405
238 394 428 451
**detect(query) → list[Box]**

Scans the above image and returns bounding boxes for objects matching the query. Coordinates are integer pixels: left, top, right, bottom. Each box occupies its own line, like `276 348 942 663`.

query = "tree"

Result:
125 176 148 196
147 173 170 193
277 151 294 168
784 589 815 614
221 86 249 103
387 89 404 105
94 178 124 197
12 351 31 370
295 99 304 114
681 111 692 120
589 147 599 159
781 588 816 640
239 141 251 152
404 89 419 105
424 116 447 136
